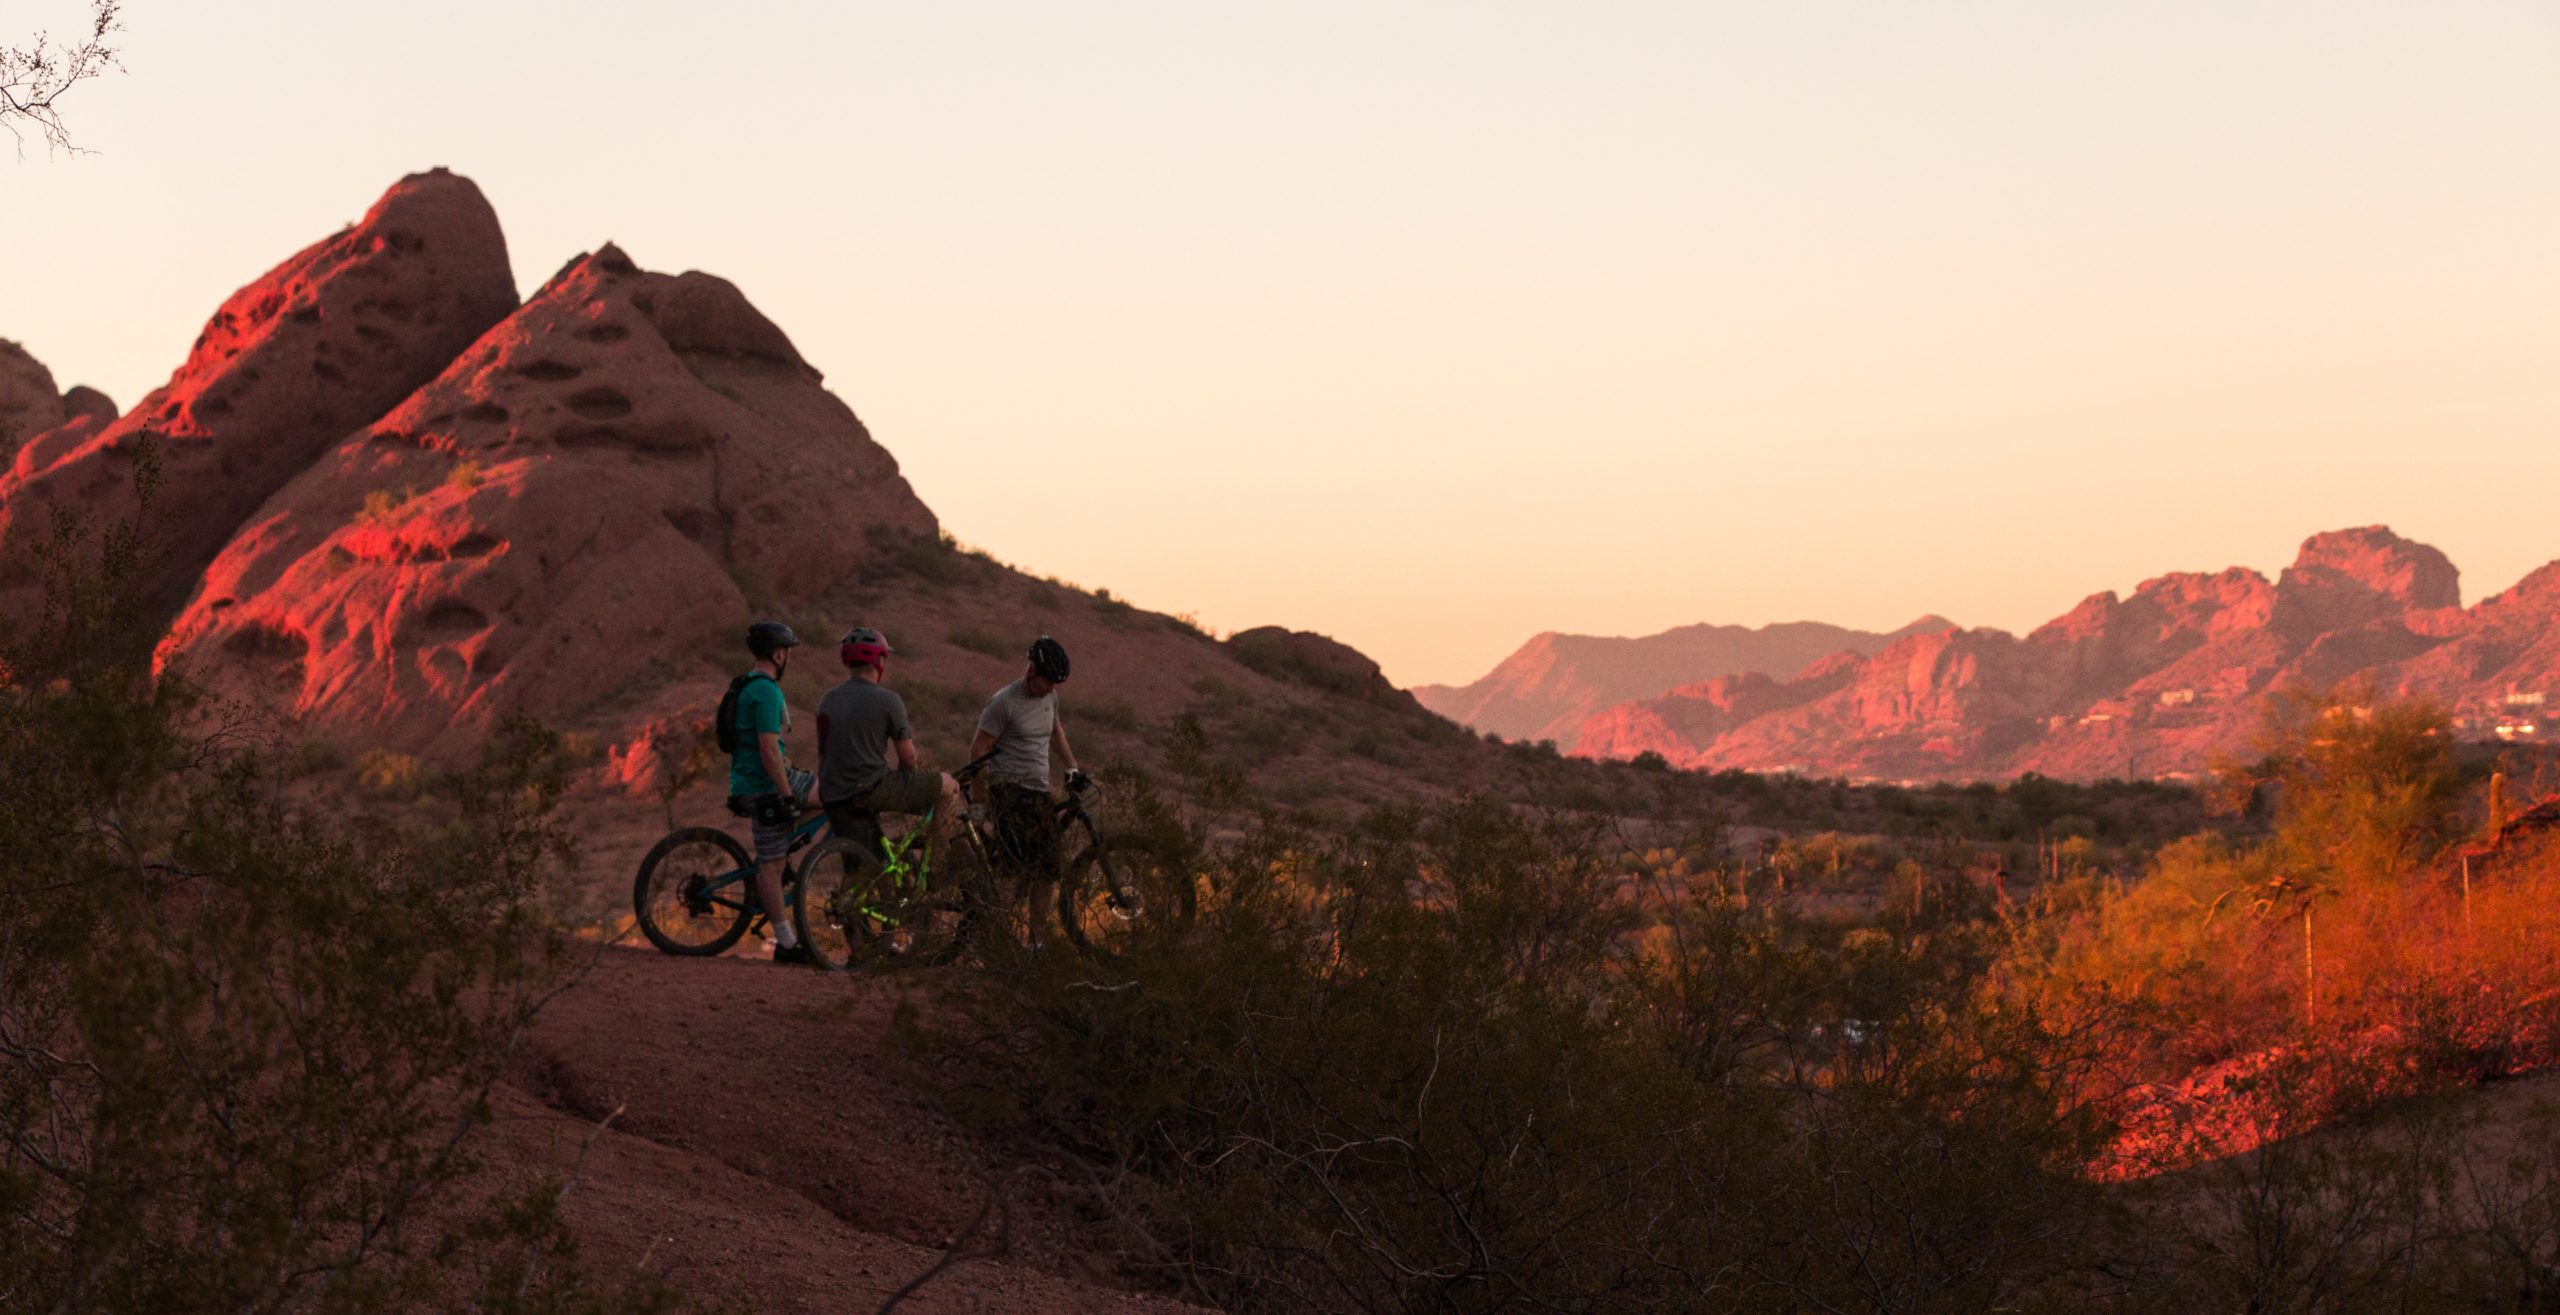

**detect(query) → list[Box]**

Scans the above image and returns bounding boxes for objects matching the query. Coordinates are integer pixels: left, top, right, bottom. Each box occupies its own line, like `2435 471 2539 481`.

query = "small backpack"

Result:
713 671 776 757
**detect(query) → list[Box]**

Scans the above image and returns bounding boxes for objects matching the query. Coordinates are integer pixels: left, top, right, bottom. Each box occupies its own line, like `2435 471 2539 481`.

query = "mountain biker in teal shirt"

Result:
729 620 817 965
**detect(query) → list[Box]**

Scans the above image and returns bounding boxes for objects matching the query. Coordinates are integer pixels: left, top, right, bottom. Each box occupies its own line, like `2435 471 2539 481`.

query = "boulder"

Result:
1229 625 1420 711
60 386 117 424
0 339 61 451
161 244 937 758
0 169 518 625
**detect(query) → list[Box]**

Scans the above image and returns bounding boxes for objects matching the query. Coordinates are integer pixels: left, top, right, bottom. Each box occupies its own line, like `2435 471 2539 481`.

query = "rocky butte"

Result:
0 170 1501 822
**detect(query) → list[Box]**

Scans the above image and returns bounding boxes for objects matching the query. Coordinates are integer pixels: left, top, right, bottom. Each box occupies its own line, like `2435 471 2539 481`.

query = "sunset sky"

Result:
11 1 2557 686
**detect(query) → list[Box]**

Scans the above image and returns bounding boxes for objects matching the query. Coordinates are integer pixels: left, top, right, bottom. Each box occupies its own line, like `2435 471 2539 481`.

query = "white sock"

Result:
774 923 800 951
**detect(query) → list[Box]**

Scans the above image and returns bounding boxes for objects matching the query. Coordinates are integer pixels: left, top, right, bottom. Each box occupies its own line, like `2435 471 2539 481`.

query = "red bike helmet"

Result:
840 626 893 670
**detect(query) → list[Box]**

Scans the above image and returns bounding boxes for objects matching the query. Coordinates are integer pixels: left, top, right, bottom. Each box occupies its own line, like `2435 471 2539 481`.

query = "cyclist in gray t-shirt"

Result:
971 636 1089 948
815 628 958 845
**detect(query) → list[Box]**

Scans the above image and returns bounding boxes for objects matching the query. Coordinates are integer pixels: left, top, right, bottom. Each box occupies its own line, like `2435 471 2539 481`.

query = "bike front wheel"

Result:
1056 831 1189 954
793 832 971 970
634 827 756 956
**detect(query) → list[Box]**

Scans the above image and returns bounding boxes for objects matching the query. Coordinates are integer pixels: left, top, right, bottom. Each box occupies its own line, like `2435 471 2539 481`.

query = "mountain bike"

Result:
791 757 1170 968
631 808 831 956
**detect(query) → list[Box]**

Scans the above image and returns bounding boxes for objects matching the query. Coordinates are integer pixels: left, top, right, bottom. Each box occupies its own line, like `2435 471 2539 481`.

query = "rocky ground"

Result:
495 943 1204 1313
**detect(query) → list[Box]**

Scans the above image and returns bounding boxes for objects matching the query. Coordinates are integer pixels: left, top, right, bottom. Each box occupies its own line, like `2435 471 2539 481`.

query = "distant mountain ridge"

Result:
1413 616 1955 747
1565 527 2560 782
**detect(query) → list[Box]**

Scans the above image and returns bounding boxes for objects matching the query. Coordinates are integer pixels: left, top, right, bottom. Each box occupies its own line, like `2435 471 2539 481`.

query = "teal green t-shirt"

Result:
727 674 790 796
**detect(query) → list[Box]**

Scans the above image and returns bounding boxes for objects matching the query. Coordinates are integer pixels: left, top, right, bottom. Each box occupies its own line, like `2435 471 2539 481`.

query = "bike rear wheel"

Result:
634 827 756 956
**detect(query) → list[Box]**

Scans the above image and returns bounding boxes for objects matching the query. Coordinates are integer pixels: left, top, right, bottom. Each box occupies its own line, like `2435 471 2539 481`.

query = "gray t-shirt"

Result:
816 678 911 804
976 680 1059 791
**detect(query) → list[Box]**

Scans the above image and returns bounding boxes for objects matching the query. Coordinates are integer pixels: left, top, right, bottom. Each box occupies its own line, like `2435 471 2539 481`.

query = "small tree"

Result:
2239 680 2463 892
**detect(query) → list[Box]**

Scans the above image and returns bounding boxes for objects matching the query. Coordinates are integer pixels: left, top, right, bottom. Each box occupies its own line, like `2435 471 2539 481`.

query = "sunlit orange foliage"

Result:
2009 688 2560 1169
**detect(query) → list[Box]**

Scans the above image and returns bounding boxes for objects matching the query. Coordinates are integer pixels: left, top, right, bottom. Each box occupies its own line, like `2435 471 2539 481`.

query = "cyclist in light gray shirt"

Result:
971 636 1087 948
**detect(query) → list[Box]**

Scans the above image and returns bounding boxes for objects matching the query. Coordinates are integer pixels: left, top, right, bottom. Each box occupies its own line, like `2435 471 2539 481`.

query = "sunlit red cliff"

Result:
1454 527 2560 781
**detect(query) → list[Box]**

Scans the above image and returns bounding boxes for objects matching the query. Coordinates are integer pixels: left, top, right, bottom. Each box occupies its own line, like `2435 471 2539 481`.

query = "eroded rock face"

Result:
0 169 517 624
161 245 937 757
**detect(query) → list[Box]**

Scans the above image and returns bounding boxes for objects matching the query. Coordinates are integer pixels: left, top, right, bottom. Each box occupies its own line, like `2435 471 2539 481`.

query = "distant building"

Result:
2506 691 2547 708
2157 688 2198 708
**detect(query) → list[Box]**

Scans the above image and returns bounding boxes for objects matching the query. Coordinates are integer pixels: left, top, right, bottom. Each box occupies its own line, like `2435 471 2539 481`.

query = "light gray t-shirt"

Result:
976 680 1059 791
816 678 911 804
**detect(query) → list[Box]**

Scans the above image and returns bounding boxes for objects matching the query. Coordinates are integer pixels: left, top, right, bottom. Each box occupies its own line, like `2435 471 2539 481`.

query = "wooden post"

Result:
2303 907 2316 1028
2463 853 2474 947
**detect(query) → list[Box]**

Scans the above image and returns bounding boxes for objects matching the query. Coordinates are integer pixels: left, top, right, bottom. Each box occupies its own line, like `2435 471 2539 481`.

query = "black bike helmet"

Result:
746 620 802 659
1028 634 1071 683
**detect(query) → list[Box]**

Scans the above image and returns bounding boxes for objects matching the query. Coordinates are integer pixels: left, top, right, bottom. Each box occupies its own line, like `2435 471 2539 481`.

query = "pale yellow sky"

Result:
10 2 2557 685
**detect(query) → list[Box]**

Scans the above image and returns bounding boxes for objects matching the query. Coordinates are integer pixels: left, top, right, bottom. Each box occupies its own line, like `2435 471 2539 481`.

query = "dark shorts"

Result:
828 768 945 818
987 782 1064 883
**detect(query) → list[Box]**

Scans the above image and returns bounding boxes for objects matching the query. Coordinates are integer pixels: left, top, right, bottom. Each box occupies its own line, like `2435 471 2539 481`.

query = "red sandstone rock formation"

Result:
1413 617 1951 748
0 169 517 624
1567 528 2560 781
160 243 936 757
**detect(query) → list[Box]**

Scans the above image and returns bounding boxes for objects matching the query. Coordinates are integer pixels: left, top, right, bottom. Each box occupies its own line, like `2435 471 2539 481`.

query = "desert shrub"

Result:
359 486 414 526
930 795 2106 1313
357 746 427 798
861 525 998 587
945 625 1014 659
2111 1084 2560 1312
1078 694 1141 731
0 462 673 1313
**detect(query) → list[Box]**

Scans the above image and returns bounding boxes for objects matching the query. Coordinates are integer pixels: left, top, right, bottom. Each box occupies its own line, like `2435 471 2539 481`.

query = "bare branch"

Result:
2 0 122 156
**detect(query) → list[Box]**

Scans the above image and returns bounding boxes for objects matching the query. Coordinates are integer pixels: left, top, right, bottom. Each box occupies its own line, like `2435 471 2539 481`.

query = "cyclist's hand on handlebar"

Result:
1065 768 1093 793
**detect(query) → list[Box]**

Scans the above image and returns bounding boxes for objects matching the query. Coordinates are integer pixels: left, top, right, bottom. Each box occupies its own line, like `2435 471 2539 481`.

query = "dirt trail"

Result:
492 944 1199 1313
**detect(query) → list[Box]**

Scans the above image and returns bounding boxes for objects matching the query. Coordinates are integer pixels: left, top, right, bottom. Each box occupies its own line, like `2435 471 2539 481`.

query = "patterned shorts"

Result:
745 768 816 864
